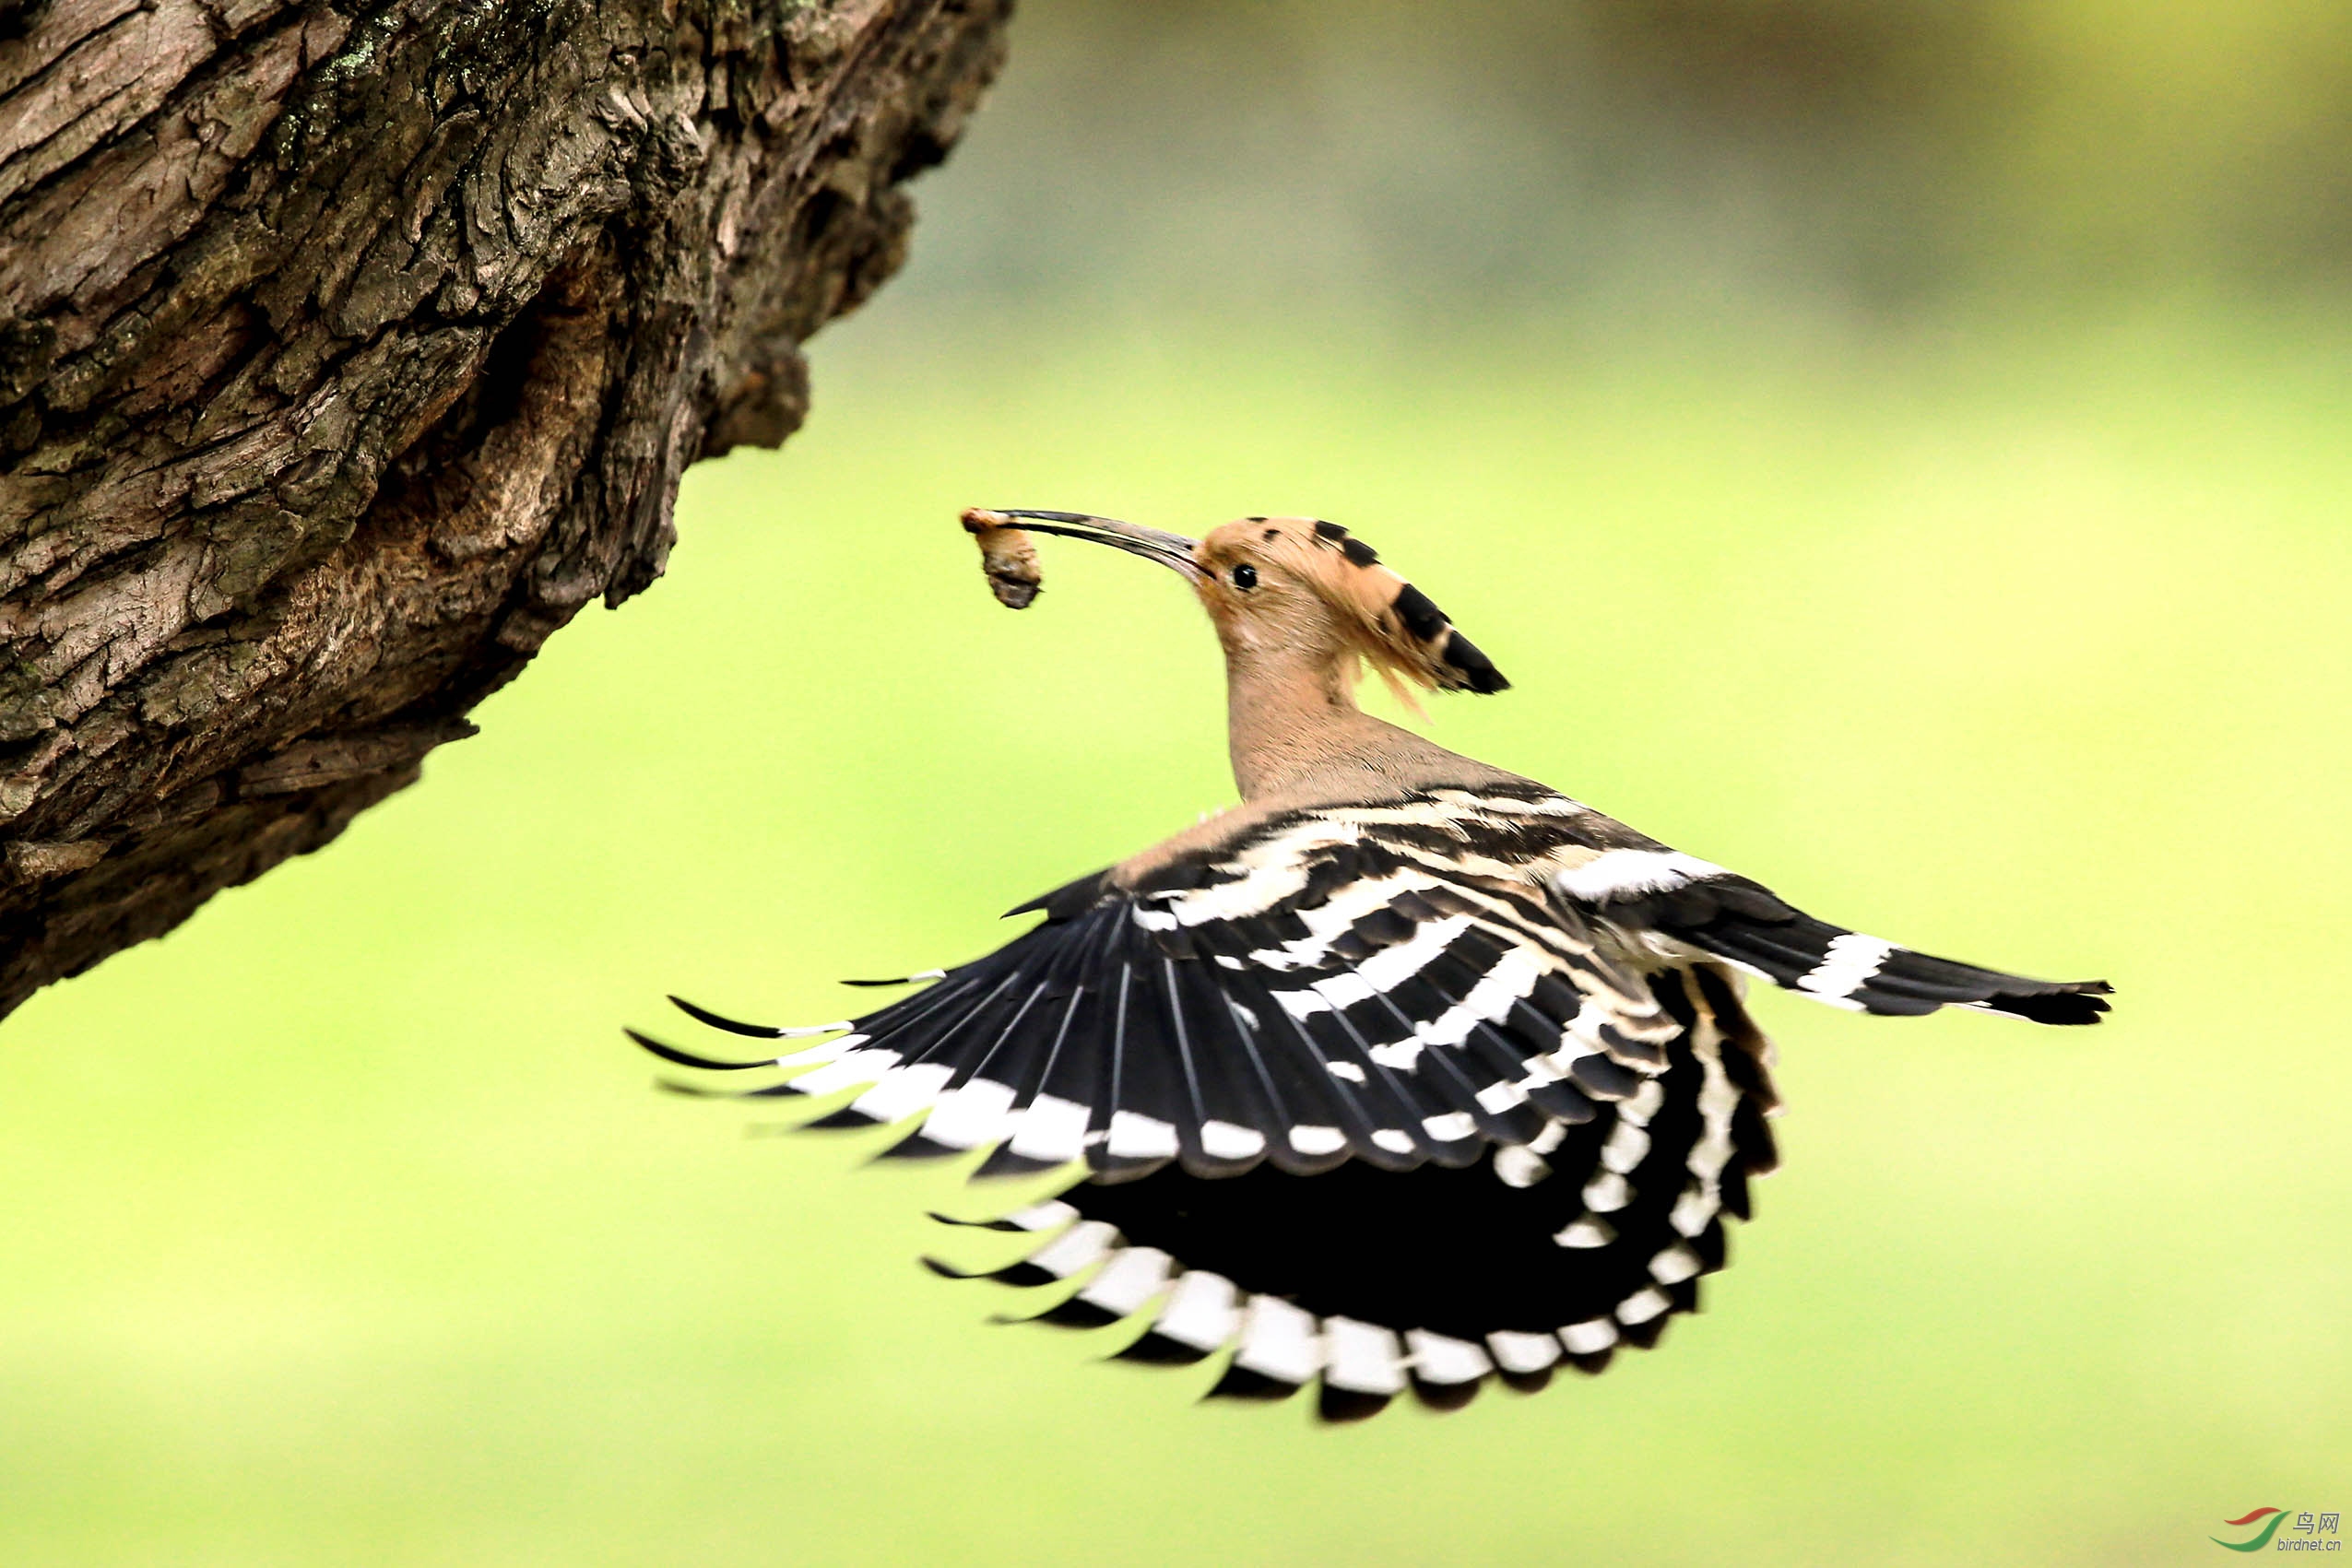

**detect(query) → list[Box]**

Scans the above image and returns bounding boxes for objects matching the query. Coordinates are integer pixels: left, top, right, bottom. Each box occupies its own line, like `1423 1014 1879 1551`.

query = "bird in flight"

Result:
634 511 2110 1421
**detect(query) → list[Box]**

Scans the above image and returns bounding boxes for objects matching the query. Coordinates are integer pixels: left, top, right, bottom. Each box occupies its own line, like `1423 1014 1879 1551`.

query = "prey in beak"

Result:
962 507 1204 602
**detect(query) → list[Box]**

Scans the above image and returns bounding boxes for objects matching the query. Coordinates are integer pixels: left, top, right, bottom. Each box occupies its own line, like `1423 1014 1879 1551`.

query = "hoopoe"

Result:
634 511 2111 1421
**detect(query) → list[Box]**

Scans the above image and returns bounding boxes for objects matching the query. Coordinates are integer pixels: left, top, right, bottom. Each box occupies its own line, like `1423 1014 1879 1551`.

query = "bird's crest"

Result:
1200 517 1510 710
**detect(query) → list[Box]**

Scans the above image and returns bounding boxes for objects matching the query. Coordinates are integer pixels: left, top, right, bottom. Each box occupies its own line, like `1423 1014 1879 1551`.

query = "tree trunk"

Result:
0 0 1011 1018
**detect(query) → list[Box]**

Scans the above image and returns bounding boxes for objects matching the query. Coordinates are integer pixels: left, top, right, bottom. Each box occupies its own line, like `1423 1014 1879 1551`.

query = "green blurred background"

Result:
5 3 2348 1562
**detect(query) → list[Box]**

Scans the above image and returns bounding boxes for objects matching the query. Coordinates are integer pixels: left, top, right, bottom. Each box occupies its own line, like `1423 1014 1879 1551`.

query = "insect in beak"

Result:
969 509 1205 582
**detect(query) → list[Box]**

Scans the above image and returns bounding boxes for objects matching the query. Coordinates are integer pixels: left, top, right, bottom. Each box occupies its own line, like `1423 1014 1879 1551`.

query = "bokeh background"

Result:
5 2 2349 1562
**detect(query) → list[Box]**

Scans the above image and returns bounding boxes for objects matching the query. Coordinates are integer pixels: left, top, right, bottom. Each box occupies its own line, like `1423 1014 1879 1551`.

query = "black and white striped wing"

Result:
637 791 1716 1182
634 787 1789 1416
634 784 2105 1417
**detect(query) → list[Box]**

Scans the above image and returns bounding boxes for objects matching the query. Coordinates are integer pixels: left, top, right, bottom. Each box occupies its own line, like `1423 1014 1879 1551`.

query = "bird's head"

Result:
976 510 1508 705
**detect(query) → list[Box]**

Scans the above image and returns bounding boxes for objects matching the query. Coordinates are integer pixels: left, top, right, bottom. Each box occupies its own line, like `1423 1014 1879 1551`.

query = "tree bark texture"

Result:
0 0 1011 1018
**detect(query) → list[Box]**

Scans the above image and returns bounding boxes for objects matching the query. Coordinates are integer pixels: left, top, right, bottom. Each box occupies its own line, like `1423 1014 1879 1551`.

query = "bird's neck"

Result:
1223 645 1387 800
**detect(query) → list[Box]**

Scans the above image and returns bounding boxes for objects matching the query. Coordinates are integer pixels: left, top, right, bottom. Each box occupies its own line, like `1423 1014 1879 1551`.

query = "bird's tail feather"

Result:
1648 890 2112 1025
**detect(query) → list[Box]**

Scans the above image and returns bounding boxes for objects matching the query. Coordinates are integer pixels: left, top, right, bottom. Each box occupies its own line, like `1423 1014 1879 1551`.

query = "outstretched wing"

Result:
928 957 1773 1418
634 782 2105 1417
637 787 1792 1412
636 787 1712 1185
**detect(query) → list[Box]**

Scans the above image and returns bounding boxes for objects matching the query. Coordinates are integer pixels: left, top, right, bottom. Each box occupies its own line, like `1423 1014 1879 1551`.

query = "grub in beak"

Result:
966 508 1204 582
961 508 1044 608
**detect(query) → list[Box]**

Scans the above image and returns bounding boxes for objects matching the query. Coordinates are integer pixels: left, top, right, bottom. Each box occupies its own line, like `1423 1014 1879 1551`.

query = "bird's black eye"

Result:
1231 563 1259 590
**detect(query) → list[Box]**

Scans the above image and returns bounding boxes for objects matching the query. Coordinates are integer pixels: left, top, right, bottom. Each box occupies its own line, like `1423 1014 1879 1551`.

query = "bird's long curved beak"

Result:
976 510 1204 581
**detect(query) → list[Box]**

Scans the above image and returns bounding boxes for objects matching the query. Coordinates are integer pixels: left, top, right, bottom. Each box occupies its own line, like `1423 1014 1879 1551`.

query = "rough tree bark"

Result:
0 0 1011 1018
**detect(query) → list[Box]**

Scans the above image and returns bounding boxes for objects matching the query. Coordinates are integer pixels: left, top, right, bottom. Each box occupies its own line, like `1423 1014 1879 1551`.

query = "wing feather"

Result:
636 779 2101 1418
